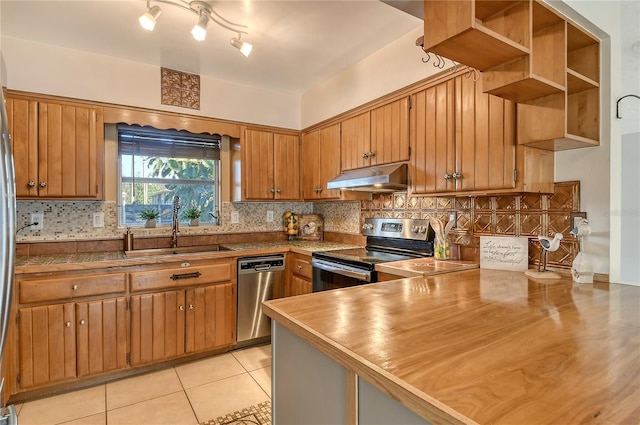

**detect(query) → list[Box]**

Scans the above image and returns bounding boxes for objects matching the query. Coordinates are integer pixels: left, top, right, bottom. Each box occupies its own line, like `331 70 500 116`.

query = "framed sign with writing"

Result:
480 236 529 271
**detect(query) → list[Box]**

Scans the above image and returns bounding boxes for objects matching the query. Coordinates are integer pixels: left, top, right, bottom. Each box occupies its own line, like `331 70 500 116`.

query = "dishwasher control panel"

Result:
238 255 285 273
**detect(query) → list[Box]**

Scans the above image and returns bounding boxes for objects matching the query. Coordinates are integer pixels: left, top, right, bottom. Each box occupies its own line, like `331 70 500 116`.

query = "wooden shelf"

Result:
567 69 599 94
423 0 529 71
482 1 565 102
567 22 600 83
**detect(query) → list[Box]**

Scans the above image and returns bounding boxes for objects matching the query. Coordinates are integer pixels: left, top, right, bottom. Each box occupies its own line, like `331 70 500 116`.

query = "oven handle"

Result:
310 259 372 282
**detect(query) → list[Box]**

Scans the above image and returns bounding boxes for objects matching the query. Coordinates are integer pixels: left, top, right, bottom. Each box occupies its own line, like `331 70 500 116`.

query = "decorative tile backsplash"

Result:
16 181 580 269
16 201 312 241
360 181 581 268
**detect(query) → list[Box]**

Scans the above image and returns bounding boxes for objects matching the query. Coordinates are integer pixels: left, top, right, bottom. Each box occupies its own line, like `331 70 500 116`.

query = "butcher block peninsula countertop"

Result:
263 269 640 424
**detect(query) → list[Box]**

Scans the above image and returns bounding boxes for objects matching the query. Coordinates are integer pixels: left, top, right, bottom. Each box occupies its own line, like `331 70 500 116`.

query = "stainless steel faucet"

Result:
171 195 180 248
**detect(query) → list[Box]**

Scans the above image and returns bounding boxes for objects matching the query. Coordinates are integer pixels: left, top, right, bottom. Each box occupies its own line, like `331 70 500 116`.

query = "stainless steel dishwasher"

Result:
237 255 285 347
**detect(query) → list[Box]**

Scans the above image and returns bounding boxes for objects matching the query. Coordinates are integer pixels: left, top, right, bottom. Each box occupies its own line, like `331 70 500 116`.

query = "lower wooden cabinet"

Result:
287 253 313 296
17 297 127 389
129 283 235 366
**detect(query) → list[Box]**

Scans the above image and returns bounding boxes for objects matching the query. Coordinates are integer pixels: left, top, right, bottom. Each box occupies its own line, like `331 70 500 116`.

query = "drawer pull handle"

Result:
65 321 71 328
79 320 86 325
72 285 79 290
170 271 201 281
179 305 185 311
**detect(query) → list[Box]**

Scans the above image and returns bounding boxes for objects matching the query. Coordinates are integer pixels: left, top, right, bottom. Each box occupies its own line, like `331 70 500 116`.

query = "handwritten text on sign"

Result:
480 236 529 271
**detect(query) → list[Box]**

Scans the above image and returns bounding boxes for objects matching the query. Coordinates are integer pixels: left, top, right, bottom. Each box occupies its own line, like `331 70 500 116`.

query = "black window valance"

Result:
118 124 221 160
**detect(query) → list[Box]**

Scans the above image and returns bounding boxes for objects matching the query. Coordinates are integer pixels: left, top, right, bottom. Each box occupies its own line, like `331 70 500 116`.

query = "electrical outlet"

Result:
448 211 457 229
93 212 105 228
266 210 274 222
570 211 587 228
231 211 240 224
31 213 44 230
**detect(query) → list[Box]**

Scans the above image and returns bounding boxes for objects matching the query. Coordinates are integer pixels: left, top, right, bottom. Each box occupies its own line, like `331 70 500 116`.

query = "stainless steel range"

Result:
311 218 435 292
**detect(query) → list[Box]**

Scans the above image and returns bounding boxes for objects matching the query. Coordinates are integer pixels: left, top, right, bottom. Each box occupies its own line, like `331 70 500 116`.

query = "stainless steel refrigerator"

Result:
0 87 19 424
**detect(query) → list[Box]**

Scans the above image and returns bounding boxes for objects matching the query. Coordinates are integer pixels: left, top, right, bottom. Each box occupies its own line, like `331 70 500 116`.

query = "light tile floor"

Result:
16 344 272 425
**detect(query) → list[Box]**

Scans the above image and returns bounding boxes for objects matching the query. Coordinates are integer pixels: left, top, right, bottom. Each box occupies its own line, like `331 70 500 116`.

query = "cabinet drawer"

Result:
20 273 126 304
130 262 231 292
291 256 312 280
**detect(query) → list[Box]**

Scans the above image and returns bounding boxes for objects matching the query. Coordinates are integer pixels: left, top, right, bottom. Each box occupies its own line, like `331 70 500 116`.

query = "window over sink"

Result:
117 124 221 227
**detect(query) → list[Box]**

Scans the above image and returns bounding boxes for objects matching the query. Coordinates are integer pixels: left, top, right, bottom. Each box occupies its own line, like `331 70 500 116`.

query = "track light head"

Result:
230 36 253 57
191 12 209 40
139 5 162 31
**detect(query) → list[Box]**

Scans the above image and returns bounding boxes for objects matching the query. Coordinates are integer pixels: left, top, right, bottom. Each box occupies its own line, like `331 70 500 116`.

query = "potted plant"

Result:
183 203 202 227
138 208 160 228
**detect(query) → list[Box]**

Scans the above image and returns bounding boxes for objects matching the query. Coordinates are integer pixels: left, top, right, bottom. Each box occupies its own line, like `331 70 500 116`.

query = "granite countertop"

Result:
15 240 361 273
263 269 640 424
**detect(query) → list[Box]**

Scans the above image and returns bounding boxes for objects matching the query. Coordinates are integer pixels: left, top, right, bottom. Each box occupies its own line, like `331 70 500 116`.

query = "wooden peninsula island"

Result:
263 269 640 425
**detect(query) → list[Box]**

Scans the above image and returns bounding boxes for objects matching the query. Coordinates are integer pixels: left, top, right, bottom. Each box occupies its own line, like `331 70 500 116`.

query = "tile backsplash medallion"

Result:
17 181 580 268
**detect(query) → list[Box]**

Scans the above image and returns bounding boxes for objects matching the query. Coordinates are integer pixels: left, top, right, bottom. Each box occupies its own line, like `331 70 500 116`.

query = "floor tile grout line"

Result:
105 388 186 413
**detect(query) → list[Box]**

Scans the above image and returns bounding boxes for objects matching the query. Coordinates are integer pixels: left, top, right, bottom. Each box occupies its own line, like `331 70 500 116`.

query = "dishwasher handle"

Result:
253 264 272 272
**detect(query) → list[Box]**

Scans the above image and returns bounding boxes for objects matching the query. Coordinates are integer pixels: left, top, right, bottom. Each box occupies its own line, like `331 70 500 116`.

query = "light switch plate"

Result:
231 211 240 224
266 210 274 222
93 212 105 228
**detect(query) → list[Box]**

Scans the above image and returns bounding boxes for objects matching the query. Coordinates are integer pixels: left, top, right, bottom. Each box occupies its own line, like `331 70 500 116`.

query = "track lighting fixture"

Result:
230 35 253 57
138 0 252 56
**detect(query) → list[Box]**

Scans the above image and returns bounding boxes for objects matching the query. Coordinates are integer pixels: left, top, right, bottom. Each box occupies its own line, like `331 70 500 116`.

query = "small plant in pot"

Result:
138 208 161 228
183 203 202 227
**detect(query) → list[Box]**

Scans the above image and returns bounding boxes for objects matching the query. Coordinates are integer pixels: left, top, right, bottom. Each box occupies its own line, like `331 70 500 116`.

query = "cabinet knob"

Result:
72 285 79 291
368 151 375 158
39 181 47 188
270 188 275 193
79 320 86 325
179 305 185 311
276 188 281 193
27 181 36 188
453 172 462 180
297 265 302 270
362 152 369 159
65 321 72 328
444 173 453 180
189 304 194 310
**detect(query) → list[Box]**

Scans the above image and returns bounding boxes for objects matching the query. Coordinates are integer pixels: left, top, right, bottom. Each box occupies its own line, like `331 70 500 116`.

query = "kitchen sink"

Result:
124 245 232 258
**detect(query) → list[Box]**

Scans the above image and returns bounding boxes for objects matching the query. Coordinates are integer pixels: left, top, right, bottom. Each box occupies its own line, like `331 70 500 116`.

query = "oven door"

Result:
310 258 375 292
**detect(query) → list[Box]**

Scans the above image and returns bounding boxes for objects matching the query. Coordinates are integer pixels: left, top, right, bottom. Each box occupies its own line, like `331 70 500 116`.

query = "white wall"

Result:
0 36 301 130
301 25 451 128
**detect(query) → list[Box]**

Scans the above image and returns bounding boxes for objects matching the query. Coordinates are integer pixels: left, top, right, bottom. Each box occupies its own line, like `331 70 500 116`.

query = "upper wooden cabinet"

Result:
5 95 104 199
239 129 301 201
340 98 409 171
302 124 341 200
410 73 553 195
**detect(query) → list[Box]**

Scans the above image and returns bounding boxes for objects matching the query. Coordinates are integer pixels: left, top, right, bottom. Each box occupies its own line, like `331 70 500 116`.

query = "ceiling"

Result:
0 1 422 96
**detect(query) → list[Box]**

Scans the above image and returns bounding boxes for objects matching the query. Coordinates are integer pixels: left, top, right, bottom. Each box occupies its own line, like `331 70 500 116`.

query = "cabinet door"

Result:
289 275 312 296
130 290 186 365
410 79 456 194
455 76 516 192
341 112 371 171
38 102 102 198
370 97 410 166
18 304 76 389
5 98 39 197
76 298 127 377
302 130 321 199
243 129 274 200
185 283 235 353
319 124 342 199
274 133 301 200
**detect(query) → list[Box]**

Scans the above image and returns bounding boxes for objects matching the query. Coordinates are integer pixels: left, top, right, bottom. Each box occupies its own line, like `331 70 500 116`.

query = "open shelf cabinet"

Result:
422 0 530 71
517 17 600 151
482 1 566 102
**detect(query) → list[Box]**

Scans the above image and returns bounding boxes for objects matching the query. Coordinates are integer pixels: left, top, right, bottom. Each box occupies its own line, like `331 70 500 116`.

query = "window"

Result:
118 124 221 227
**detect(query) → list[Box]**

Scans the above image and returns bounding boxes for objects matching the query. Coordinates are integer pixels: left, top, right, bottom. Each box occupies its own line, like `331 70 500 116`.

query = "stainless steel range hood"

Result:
326 163 408 192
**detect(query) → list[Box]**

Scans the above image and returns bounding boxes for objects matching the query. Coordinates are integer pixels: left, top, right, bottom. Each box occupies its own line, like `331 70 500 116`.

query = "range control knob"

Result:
411 226 419 233
362 223 374 232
